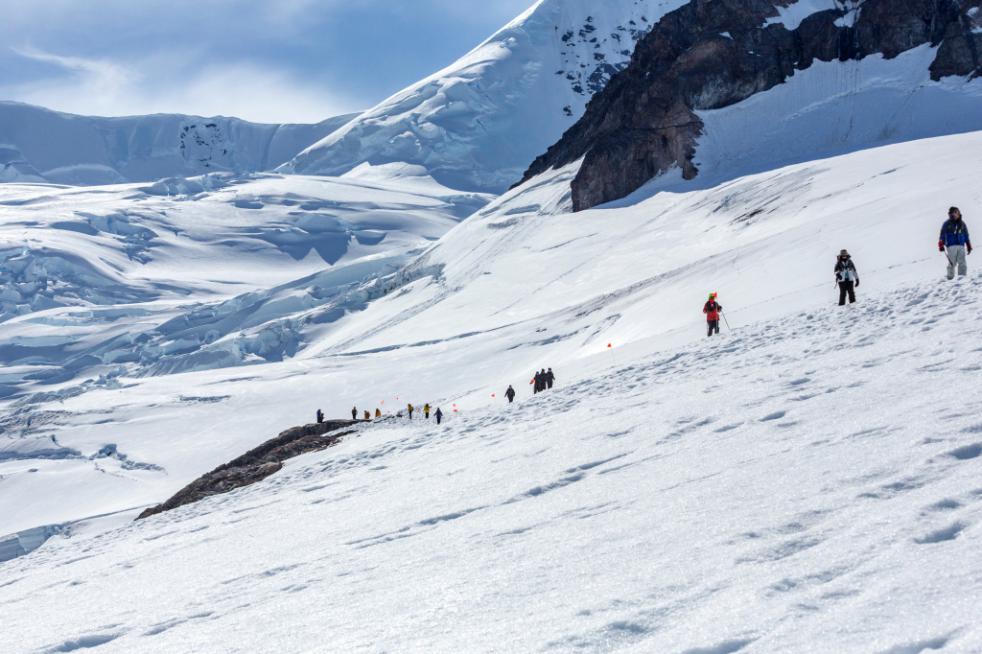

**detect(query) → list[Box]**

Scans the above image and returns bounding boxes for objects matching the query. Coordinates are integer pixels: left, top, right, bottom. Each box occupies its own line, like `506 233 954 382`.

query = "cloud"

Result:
11 46 135 89
2 46 357 123
0 0 538 122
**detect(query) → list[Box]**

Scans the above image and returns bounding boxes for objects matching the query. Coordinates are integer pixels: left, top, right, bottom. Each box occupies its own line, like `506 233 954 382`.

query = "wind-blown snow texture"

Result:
283 0 690 192
0 102 357 185
2 131 982 652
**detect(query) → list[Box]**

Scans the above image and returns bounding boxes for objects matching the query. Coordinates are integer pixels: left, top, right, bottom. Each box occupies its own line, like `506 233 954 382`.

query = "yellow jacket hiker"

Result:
424 404 431 419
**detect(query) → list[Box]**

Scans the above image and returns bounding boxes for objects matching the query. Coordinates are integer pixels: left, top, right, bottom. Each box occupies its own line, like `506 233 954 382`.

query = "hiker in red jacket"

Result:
703 293 723 337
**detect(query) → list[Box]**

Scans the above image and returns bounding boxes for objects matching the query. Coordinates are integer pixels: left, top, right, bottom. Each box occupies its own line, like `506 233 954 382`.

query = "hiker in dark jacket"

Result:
835 249 860 306
939 207 972 279
317 409 324 424
505 385 516 403
545 368 555 389
531 371 542 394
435 408 444 425
703 293 723 337
351 407 357 421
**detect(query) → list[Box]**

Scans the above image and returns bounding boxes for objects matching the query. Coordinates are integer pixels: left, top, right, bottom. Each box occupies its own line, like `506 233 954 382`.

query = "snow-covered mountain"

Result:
3 1 982 650
0 102 358 185
282 0 693 192
520 0 982 210
3 130 982 652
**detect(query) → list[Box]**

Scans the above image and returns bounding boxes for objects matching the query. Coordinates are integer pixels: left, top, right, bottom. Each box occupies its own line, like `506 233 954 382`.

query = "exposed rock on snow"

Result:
521 0 982 210
137 420 356 519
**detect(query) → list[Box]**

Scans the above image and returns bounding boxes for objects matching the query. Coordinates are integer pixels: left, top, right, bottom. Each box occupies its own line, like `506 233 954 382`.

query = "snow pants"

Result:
946 246 967 279
707 320 720 337
838 281 856 306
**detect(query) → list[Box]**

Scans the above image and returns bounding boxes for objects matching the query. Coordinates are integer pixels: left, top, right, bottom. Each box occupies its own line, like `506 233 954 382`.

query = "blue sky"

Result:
0 0 533 123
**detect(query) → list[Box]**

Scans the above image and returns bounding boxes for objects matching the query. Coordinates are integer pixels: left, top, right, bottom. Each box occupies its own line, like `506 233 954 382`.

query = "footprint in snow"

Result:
947 443 982 460
914 522 966 544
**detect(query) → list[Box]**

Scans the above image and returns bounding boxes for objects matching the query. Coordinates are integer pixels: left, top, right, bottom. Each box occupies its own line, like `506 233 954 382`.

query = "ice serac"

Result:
520 0 982 211
282 0 691 193
0 102 358 185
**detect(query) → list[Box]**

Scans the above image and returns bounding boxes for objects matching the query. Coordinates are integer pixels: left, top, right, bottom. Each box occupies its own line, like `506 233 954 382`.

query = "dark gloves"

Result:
939 241 946 252
855 280 860 287
969 243 974 255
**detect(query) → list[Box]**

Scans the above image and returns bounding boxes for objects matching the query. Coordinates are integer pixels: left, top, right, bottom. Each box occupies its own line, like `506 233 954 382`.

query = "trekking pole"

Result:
721 311 732 331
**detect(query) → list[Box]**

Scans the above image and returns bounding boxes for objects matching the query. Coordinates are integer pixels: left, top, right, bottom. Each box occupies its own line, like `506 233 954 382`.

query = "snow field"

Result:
3 131 980 541
1 272 981 653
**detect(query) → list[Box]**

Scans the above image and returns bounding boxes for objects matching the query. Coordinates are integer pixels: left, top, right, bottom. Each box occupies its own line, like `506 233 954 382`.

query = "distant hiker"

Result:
351 406 357 421
539 369 547 392
424 403 431 419
364 410 371 420
435 408 443 425
939 207 972 279
374 408 381 419
407 403 414 419
545 368 555 389
835 250 860 306
531 371 542 394
703 293 723 337
505 385 516 403
316 409 324 424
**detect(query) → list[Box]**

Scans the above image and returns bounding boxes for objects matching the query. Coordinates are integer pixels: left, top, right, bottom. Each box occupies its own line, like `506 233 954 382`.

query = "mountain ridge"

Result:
519 0 982 210
0 101 359 185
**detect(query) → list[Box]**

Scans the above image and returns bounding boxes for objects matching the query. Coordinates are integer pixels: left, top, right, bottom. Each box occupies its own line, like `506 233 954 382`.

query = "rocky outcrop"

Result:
520 0 982 211
137 420 358 520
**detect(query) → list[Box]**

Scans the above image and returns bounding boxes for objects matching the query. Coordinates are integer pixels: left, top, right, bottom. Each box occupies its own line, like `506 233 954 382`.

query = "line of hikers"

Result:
315 368 559 425
703 207 972 337
333 404 446 424
317 211 971 422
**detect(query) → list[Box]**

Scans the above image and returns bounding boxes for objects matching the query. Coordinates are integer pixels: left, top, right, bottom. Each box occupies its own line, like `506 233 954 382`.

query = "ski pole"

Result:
721 311 732 331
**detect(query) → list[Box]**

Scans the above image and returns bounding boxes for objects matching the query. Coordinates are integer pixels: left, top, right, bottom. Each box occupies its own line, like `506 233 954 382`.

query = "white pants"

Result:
946 245 967 279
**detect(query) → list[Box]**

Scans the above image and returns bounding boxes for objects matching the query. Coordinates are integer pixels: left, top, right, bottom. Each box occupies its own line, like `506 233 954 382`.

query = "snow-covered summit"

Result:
0 102 358 186
282 0 691 192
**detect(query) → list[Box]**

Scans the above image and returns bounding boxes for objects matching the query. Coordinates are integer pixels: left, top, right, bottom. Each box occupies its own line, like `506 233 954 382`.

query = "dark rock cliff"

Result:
519 0 982 211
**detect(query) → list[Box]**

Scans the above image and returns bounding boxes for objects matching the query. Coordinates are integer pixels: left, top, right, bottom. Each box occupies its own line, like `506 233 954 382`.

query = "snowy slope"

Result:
0 168 491 538
0 102 358 185
685 46 982 192
2 153 982 650
2 130 980 643
282 0 690 192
